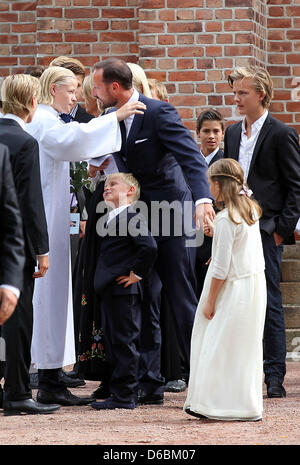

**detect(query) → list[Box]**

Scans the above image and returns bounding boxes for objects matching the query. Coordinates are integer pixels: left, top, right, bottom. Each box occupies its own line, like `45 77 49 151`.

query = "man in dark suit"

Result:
195 109 224 299
90 58 214 402
0 144 25 326
0 143 25 408
0 74 60 415
224 66 300 398
91 173 158 409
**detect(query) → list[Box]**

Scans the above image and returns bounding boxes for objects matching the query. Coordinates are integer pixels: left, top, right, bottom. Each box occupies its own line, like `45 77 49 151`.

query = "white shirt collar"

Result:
241 110 268 134
107 203 131 224
38 103 59 118
123 89 139 135
200 146 220 165
3 113 26 129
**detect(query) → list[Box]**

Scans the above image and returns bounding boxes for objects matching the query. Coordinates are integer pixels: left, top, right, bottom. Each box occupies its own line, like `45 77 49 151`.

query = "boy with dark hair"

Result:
195 109 224 299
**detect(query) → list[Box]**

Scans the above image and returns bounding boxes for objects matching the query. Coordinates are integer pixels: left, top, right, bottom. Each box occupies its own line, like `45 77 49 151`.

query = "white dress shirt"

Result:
239 110 268 180
200 147 220 166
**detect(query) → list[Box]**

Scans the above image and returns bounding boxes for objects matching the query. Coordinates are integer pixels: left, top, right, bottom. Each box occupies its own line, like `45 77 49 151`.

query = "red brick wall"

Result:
0 0 299 133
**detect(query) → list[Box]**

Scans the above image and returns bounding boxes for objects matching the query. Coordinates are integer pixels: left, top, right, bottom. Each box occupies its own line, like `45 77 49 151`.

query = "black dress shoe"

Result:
267 380 286 398
37 388 93 406
64 369 85 380
92 383 110 400
164 379 187 393
58 369 85 387
0 386 3 409
137 392 164 405
3 398 60 416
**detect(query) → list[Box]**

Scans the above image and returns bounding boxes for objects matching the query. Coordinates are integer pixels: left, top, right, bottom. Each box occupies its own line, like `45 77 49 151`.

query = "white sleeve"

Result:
210 217 235 280
41 112 121 162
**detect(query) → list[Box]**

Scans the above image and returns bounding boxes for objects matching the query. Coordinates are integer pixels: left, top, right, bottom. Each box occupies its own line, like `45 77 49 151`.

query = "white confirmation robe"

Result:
26 104 121 369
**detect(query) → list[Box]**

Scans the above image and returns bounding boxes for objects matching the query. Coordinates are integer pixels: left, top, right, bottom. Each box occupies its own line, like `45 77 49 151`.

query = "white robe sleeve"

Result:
210 216 235 280
41 112 121 162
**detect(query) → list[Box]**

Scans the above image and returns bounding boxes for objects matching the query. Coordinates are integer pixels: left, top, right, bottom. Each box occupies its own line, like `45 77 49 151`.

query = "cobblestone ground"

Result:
0 362 300 447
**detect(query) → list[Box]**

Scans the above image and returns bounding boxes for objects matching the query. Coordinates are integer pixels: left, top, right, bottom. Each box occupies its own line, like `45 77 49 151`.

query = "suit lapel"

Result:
248 114 273 175
209 149 223 166
227 122 242 161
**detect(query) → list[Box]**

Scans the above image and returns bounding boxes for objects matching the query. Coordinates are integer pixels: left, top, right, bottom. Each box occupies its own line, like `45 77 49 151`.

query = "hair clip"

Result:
239 185 253 198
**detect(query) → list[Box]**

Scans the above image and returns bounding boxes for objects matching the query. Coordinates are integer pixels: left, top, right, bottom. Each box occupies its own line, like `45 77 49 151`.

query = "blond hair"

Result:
208 158 262 225
105 172 140 202
1 74 41 117
148 78 168 101
39 66 76 105
126 62 152 98
228 66 273 108
49 56 85 75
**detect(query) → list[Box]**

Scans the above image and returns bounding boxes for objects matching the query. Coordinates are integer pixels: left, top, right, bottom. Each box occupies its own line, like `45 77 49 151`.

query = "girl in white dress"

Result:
184 158 267 421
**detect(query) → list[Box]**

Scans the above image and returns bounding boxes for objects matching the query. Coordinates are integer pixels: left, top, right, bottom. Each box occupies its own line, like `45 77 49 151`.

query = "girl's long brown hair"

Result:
208 158 262 226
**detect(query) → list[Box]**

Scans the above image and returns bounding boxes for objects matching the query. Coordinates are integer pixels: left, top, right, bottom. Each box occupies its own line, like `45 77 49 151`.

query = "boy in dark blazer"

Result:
195 109 224 299
224 66 300 398
91 173 158 410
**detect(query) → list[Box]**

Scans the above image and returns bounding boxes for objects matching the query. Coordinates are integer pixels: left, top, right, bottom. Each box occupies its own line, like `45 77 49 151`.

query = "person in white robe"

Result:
26 66 146 406
184 158 267 421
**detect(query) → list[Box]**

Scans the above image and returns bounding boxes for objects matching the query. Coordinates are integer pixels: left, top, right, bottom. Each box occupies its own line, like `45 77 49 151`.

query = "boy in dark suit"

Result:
195 109 224 299
91 173 158 410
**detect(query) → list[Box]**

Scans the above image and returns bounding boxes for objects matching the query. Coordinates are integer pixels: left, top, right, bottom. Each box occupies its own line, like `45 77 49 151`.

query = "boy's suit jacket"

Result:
94 207 157 295
0 118 49 262
0 143 25 290
224 113 300 243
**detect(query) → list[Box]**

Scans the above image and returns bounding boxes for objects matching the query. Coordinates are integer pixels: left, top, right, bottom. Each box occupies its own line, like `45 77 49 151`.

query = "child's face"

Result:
208 178 221 201
197 120 224 156
103 176 133 208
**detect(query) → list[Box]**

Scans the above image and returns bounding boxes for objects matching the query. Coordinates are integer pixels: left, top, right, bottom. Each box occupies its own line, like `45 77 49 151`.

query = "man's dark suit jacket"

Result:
0 118 49 261
113 94 212 219
0 143 25 290
224 113 300 243
94 208 157 296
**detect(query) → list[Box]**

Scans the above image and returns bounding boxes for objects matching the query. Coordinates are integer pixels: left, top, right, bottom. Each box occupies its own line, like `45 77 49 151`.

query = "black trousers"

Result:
101 292 142 404
138 271 165 395
155 235 198 381
1 259 35 401
261 231 286 384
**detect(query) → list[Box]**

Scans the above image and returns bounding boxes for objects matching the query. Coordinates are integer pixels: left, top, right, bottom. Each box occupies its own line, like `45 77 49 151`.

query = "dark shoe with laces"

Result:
137 391 164 406
164 379 187 393
58 369 85 387
267 380 286 398
37 388 93 406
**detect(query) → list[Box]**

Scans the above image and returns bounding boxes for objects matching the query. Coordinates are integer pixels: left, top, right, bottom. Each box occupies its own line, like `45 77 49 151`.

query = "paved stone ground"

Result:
0 362 300 448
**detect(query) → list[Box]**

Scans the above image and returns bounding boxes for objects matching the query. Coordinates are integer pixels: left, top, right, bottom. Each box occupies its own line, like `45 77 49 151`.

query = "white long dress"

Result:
184 208 267 421
26 104 121 369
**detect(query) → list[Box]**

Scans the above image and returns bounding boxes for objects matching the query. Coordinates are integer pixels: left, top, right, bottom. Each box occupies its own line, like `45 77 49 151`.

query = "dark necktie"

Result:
119 120 127 162
60 113 73 123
